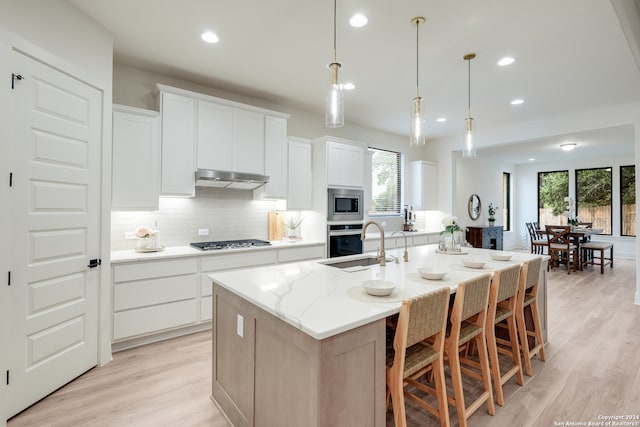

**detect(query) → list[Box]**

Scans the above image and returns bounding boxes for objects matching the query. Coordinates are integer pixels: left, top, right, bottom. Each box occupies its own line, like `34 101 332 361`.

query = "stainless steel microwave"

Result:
327 188 364 221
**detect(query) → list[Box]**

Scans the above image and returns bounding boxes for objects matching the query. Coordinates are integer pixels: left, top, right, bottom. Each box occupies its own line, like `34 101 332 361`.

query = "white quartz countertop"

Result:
110 239 325 264
209 246 544 340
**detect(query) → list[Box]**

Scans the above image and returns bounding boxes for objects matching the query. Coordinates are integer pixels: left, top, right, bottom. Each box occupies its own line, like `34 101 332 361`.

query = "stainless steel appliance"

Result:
327 188 364 222
195 169 269 190
327 223 364 258
190 239 271 251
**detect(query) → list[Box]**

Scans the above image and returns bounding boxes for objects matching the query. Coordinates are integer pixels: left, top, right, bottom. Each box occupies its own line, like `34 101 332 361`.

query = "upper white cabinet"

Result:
155 84 288 198
260 115 288 199
287 138 312 209
326 140 365 188
111 105 160 210
155 90 197 196
410 160 438 210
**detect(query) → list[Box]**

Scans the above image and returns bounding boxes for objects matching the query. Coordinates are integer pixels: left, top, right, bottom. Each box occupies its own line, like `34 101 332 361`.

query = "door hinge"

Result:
11 73 24 89
6 370 8 385
9 172 12 187
7 271 10 286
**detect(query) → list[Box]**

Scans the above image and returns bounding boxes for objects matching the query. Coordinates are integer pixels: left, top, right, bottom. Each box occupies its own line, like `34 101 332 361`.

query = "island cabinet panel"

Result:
212 284 386 427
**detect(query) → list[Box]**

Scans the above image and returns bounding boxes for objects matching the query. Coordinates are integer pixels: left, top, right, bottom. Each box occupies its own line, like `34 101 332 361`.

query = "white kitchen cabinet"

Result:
327 141 365 188
278 244 324 263
111 105 160 210
410 160 438 210
112 258 199 341
258 115 288 199
196 100 233 171
157 91 197 196
287 139 312 209
233 108 265 174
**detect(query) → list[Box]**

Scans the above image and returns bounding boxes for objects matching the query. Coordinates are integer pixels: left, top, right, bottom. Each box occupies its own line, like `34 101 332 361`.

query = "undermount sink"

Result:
323 256 380 269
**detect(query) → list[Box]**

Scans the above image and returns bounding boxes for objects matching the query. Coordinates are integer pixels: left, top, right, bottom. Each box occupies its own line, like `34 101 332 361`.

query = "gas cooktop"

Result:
190 239 272 251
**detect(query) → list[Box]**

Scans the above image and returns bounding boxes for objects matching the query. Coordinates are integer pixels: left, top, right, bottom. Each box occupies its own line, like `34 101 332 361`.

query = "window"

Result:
502 172 511 231
538 170 569 227
621 165 635 237
369 148 401 215
575 167 612 235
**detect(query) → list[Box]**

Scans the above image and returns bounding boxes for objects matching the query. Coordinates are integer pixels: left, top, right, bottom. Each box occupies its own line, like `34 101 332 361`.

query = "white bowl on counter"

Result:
490 251 513 261
418 268 447 280
462 258 486 269
361 280 396 296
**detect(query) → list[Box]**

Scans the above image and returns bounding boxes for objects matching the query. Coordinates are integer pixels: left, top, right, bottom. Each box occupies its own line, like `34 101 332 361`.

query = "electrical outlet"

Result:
237 314 244 338
381 221 387 227
124 231 137 240
198 228 209 236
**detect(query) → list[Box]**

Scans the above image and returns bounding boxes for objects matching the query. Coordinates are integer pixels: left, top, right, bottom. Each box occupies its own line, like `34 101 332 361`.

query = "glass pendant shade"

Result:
463 116 476 157
409 96 426 146
325 62 344 128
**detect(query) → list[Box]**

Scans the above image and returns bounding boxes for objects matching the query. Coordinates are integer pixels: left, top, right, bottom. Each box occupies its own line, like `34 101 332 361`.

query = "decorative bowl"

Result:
361 280 396 296
418 268 447 280
462 258 486 269
490 252 513 261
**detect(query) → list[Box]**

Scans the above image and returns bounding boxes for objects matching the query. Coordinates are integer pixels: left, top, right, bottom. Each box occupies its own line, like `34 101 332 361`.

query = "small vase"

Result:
136 237 151 250
488 219 495 227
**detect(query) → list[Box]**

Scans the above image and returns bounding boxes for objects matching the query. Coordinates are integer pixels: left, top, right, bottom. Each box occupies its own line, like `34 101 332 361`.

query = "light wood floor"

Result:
8 259 639 427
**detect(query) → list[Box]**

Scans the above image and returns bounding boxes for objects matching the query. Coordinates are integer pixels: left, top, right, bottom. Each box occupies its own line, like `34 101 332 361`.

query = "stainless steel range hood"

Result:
195 169 269 190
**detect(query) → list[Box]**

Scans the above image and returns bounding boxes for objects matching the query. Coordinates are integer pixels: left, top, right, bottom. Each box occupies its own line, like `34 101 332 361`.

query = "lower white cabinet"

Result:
111 243 325 347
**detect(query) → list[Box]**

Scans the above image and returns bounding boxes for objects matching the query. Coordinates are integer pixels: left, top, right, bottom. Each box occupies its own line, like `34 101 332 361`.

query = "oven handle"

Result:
328 230 363 237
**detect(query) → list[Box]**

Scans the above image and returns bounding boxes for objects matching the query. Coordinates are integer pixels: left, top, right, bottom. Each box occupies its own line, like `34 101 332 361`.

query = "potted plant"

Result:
487 203 497 225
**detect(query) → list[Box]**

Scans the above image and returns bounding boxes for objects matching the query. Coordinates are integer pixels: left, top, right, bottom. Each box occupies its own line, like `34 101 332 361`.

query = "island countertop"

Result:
209 245 545 340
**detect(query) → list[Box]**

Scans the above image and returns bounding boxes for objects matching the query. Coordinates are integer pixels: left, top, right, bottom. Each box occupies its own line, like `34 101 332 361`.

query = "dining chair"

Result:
525 222 547 254
545 225 578 274
486 263 524 406
443 273 494 427
515 257 546 376
386 287 450 427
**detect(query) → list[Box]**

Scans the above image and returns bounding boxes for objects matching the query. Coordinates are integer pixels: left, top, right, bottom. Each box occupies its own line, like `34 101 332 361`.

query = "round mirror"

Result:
468 194 481 220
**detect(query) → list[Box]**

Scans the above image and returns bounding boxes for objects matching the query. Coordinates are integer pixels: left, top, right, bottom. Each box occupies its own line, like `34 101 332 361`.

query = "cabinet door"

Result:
327 141 364 187
261 115 288 198
233 108 265 174
161 92 196 196
410 160 437 210
197 100 233 171
287 140 312 209
112 106 160 209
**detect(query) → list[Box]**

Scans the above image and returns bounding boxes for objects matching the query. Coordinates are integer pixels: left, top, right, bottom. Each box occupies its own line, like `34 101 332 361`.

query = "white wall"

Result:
0 2 114 423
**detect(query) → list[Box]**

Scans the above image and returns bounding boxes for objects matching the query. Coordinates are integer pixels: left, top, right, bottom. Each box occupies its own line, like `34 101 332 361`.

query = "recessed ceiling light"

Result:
511 98 525 105
528 158 535 162
341 82 355 90
497 57 515 66
349 14 368 27
560 143 577 151
201 31 219 44
436 117 447 123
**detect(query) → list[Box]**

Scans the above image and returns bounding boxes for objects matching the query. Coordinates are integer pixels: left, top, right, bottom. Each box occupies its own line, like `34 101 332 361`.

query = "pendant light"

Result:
325 0 344 128
409 17 426 146
463 53 476 157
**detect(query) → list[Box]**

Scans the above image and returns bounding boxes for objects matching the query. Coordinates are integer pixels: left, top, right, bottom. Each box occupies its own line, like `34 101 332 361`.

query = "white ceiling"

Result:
70 0 640 163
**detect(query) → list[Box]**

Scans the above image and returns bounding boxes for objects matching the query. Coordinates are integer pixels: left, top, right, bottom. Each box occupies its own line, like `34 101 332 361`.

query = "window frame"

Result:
620 164 636 237
502 172 511 231
537 170 569 227
368 147 402 216
575 166 612 236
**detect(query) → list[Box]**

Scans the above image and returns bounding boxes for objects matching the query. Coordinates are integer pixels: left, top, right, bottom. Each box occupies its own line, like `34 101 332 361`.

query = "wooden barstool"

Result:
443 273 494 427
581 241 613 274
515 257 546 376
486 264 525 406
386 287 451 427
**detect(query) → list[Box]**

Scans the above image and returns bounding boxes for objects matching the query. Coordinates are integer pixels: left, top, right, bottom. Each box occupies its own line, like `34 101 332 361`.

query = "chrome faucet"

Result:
391 231 409 262
361 221 386 267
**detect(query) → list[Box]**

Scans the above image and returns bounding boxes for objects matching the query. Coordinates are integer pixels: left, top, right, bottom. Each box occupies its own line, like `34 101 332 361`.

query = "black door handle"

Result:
87 258 102 268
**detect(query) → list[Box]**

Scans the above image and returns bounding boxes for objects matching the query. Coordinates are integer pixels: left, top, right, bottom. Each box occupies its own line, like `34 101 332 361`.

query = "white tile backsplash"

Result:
111 187 280 250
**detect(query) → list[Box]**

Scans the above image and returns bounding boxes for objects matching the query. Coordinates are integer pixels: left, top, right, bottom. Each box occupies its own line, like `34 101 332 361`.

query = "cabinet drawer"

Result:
278 245 324 263
201 250 277 272
113 299 198 340
201 296 212 321
411 235 429 246
113 258 198 283
114 275 198 311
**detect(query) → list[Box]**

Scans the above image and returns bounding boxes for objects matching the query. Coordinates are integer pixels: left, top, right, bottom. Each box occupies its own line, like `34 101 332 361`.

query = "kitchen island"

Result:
209 245 547 427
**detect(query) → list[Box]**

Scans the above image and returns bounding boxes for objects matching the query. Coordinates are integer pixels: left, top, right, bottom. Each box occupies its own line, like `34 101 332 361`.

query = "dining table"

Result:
537 226 604 270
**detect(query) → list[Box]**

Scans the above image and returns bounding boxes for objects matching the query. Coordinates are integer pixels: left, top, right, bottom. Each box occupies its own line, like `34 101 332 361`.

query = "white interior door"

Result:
7 50 102 417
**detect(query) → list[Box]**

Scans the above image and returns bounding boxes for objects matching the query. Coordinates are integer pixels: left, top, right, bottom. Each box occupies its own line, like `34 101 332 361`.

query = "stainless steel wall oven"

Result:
327 223 364 258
